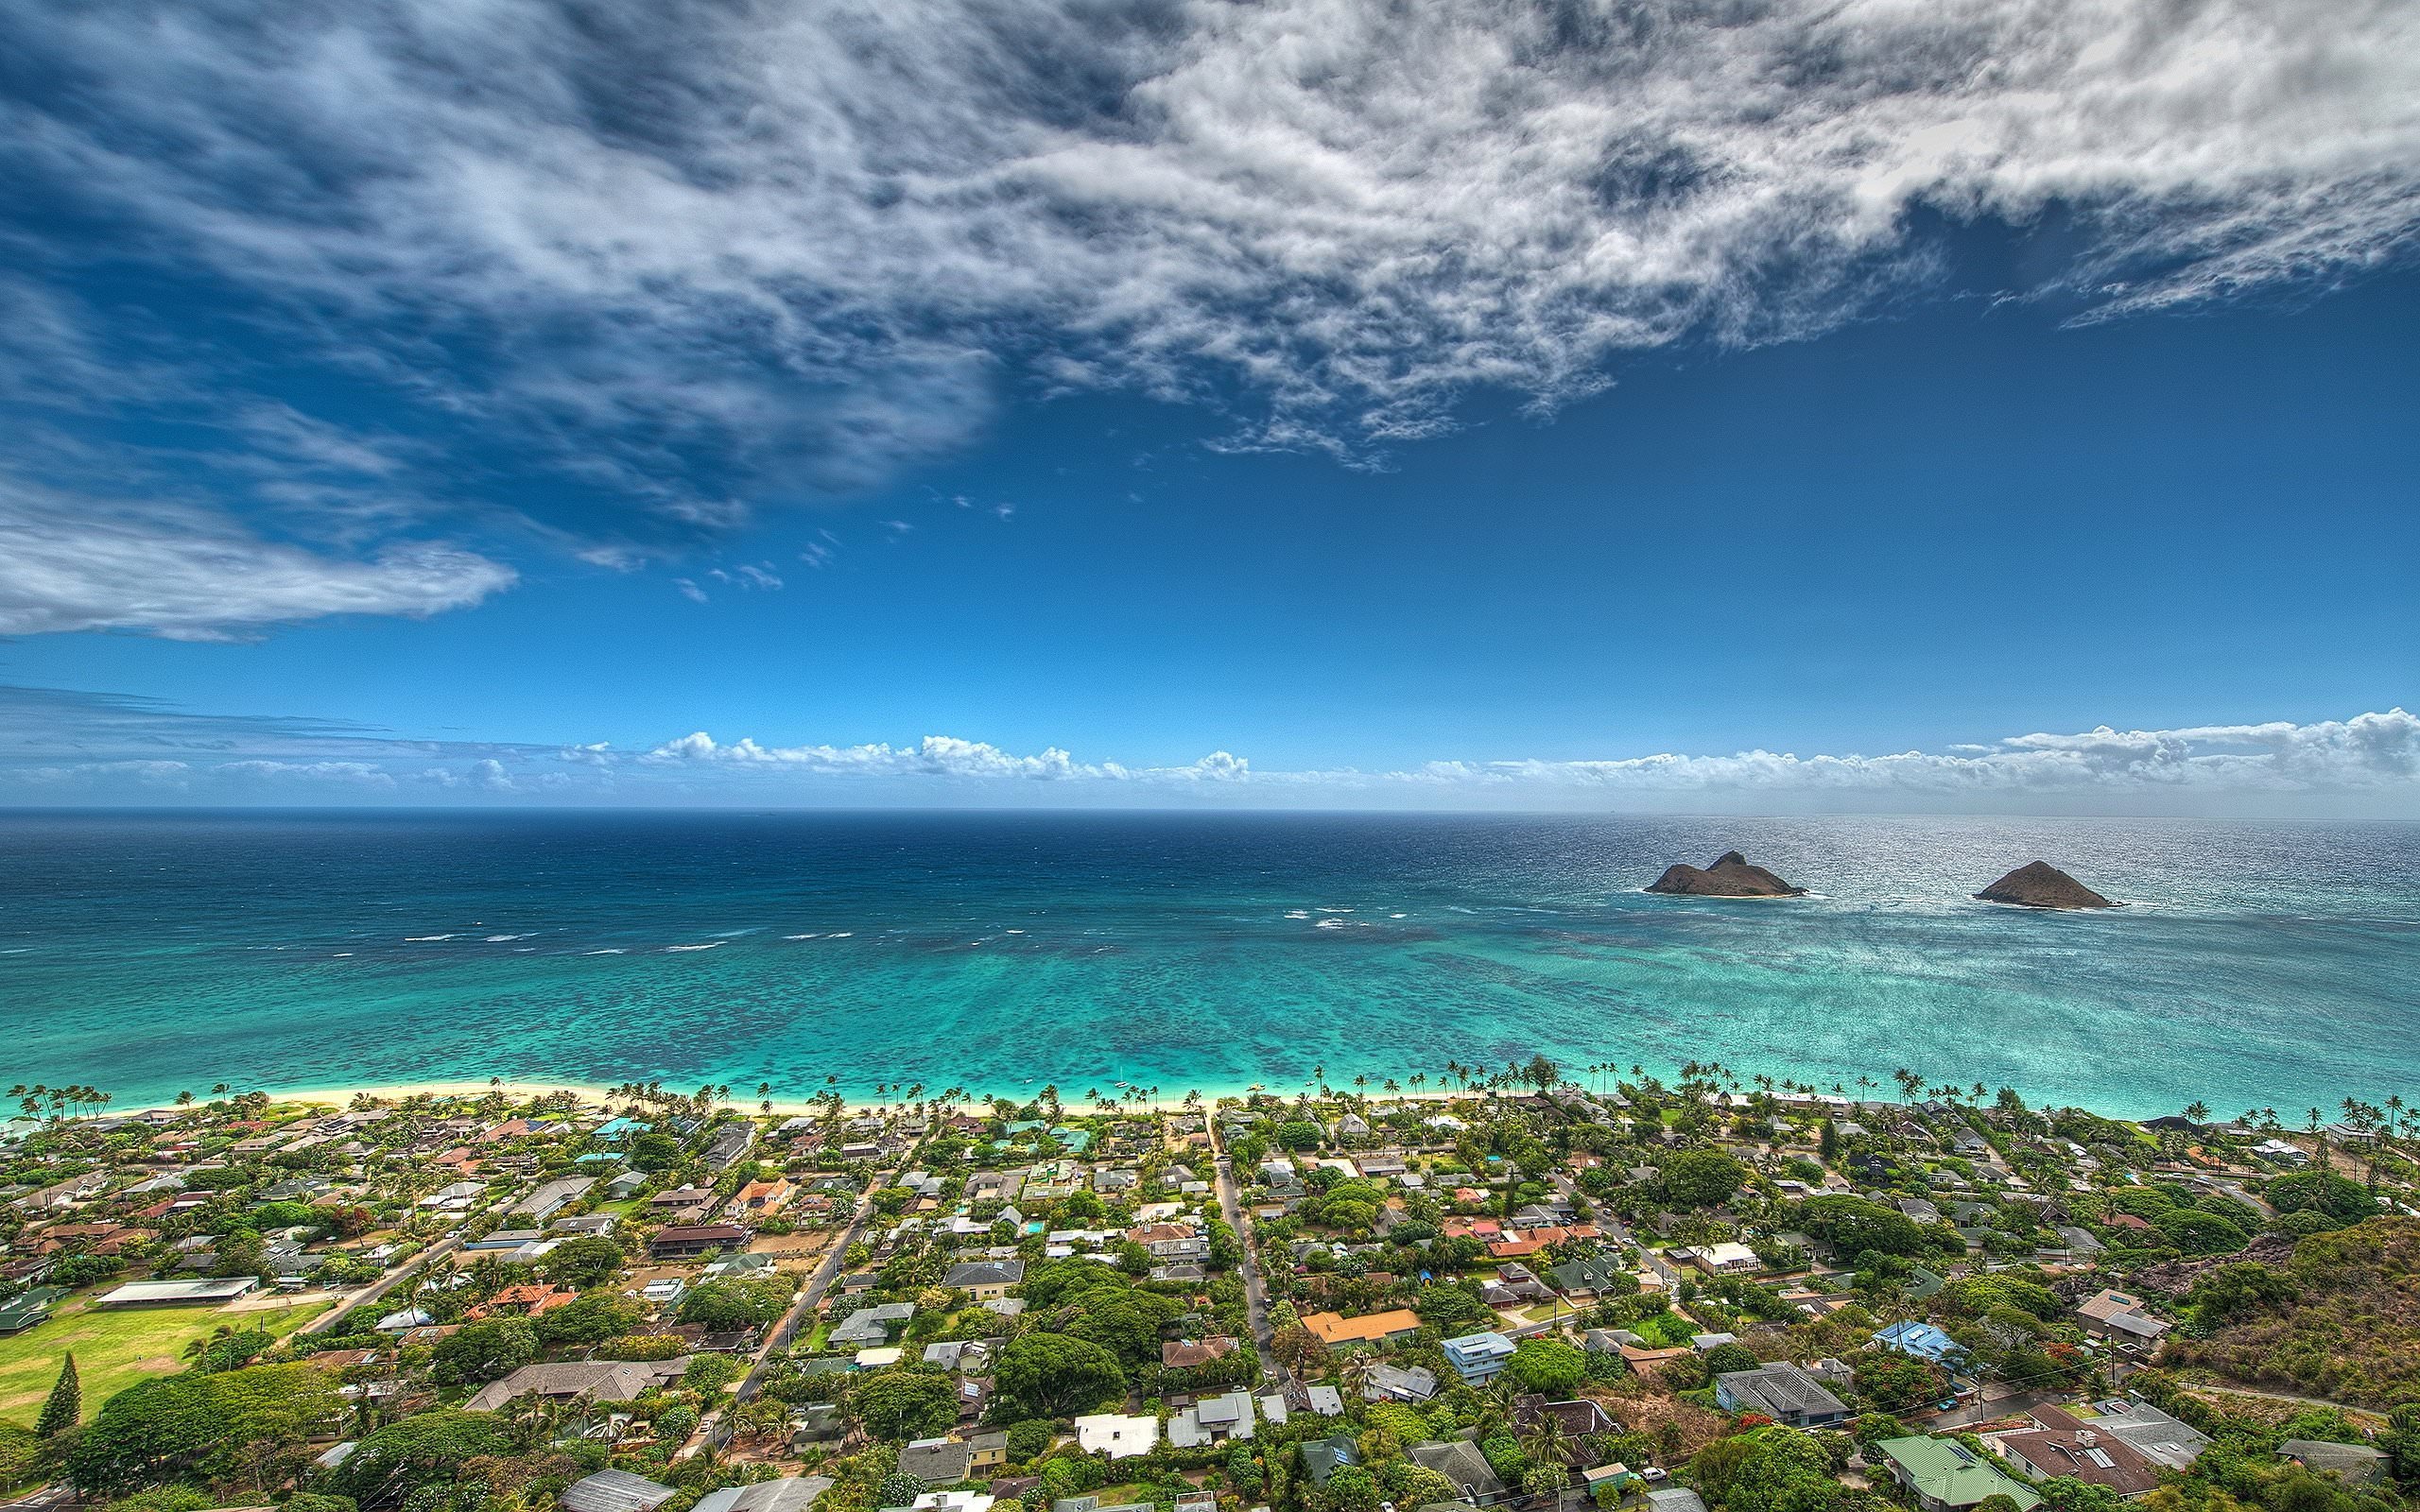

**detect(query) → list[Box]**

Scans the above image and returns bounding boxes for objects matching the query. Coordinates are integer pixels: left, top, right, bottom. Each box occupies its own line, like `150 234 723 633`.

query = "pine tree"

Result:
35 1351 78 1436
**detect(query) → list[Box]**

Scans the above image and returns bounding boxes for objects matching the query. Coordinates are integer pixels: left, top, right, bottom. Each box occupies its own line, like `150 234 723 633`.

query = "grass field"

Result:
0 1294 331 1428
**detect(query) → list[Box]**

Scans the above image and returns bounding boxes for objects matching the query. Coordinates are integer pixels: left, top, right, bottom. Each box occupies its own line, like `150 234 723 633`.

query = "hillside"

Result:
2165 1215 2420 1408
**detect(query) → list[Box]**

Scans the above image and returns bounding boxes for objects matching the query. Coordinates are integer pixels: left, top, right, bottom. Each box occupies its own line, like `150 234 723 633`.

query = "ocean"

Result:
1 809 2414 1120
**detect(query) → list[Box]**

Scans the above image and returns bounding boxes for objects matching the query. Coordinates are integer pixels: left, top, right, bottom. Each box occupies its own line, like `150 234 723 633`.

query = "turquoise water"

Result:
1 810 2415 1119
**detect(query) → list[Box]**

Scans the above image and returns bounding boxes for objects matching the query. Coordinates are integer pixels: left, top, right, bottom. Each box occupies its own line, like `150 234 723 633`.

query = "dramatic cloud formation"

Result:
5 686 2413 815
1 0 2413 634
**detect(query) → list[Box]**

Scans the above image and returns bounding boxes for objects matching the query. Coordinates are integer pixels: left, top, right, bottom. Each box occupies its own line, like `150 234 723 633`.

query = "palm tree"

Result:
2184 1101 2211 1125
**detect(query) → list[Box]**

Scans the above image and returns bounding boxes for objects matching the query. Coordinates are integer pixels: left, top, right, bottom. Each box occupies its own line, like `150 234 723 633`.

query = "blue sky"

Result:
2 2 2416 812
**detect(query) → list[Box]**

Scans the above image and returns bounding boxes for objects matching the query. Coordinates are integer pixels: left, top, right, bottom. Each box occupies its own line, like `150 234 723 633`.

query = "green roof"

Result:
1876 1436 2041 1511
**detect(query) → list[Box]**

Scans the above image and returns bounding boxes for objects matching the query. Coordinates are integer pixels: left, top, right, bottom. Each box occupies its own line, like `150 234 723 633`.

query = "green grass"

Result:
0 1295 331 1428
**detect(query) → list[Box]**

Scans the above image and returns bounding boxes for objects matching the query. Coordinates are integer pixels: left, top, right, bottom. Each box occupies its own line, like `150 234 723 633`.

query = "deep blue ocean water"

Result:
1 809 2414 1120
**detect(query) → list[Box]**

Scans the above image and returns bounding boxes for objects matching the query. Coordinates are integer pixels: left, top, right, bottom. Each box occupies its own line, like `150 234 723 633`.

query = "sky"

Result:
0 0 2416 814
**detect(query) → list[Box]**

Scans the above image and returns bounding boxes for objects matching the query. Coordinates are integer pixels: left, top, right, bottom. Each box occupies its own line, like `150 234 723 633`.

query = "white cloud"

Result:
0 474 515 640
4 688 2414 814
3 0 2411 487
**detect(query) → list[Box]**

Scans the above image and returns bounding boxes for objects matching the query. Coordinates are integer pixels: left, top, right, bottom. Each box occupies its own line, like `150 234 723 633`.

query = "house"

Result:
606 1169 648 1200
1998 1408 2161 1498
1873 1437 2043 1512
1167 1390 1256 1448
2278 1442 2389 1486
1442 1331 1518 1383
1681 1242 1761 1275
1162 1336 1239 1369
2253 1138 2310 1167
830 1302 915 1347
1714 1363 1851 1427
1305 1383 1346 1416
1514 1396 1618 1436
2075 1289 2170 1346
465 1357 692 1411
468 1283 580 1320
2083 1400 2211 1469
512 1176 596 1222
1302 1308 1422 1349
1365 1363 1440 1403
1873 1320 1966 1364
1550 1254 1631 1297
730 1177 796 1218
899 1438 975 1485
702 1123 756 1171
1410 1440 1507 1502
694 1479 836 1512
1072 1412 1159 1459
650 1223 752 1259
942 1260 1027 1299
0 1286 67 1335
924 1339 991 1371
562 1471 680 1512
1299 1434 1360 1486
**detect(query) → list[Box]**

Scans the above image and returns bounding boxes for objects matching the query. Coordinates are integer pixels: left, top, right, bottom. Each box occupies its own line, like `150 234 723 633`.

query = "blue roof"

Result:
1874 1320 1965 1360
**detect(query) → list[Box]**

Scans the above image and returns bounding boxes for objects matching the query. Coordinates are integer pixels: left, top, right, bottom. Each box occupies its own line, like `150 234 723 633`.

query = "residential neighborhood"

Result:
1 1065 2415 1512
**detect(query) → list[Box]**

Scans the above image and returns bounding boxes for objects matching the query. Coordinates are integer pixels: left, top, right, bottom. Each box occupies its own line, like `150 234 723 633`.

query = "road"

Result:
1207 1114 1285 1385
727 1137 926 1412
302 1232 463 1335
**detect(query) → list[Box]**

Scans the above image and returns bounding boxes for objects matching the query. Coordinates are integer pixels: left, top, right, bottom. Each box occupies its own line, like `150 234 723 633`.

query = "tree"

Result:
994 1332 1126 1418
854 1371 959 1440
533 1293 644 1347
1502 1336 1588 1395
36 1353 79 1437
878 1474 929 1509
431 1319 539 1385
2268 1172 2380 1223
1703 1343 1761 1377
337 1407 514 1507
71 1364 341 1497
678 1276 792 1331
1660 1149 1748 1209
544 1235 628 1289
2152 1208 2248 1256
1800 1194 1927 1257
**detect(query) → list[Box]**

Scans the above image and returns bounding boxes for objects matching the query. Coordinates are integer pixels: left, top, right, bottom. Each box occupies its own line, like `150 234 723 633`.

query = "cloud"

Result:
0 474 515 640
3 683 2415 814
0 0 2410 525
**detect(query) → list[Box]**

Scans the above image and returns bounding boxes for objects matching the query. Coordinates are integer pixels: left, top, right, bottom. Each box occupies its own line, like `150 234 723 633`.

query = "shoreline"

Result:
88 1073 2196 1127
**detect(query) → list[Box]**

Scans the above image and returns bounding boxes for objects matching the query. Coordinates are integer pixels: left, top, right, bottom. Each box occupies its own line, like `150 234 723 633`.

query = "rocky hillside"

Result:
1647 850 1806 898
2163 1216 2420 1408
1974 860 2119 909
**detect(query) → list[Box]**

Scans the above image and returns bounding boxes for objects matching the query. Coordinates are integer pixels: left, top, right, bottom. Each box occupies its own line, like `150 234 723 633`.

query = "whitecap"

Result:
333 953 353 958
405 934 457 941
1316 906 1354 914
584 949 627 955
828 931 855 937
666 941 723 952
708 928 760 938
1284 909 1311 919
1390 913 1408 919
1005 928 1026 934
784 934 822 940
484 933 531 942
1316 919 1347 929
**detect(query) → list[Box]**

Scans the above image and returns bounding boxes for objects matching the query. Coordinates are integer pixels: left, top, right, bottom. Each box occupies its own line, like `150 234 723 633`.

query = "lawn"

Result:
0 1295 331 1428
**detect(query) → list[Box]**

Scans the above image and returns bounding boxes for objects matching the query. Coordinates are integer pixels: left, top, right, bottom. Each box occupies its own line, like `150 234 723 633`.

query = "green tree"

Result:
543 1235 628 1288
1660 1149 1748 1209
430 1319 539 1385
36 1352 79 1437
1703 1343 1761 1377
1502 1337 1588 1395
854 1371 960 1440
994 1332 1126 1418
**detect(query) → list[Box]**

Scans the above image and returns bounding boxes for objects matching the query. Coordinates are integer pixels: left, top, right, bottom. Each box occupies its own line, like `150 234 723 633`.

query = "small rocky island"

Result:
1646 850 1806 898
1975 860 2120 910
